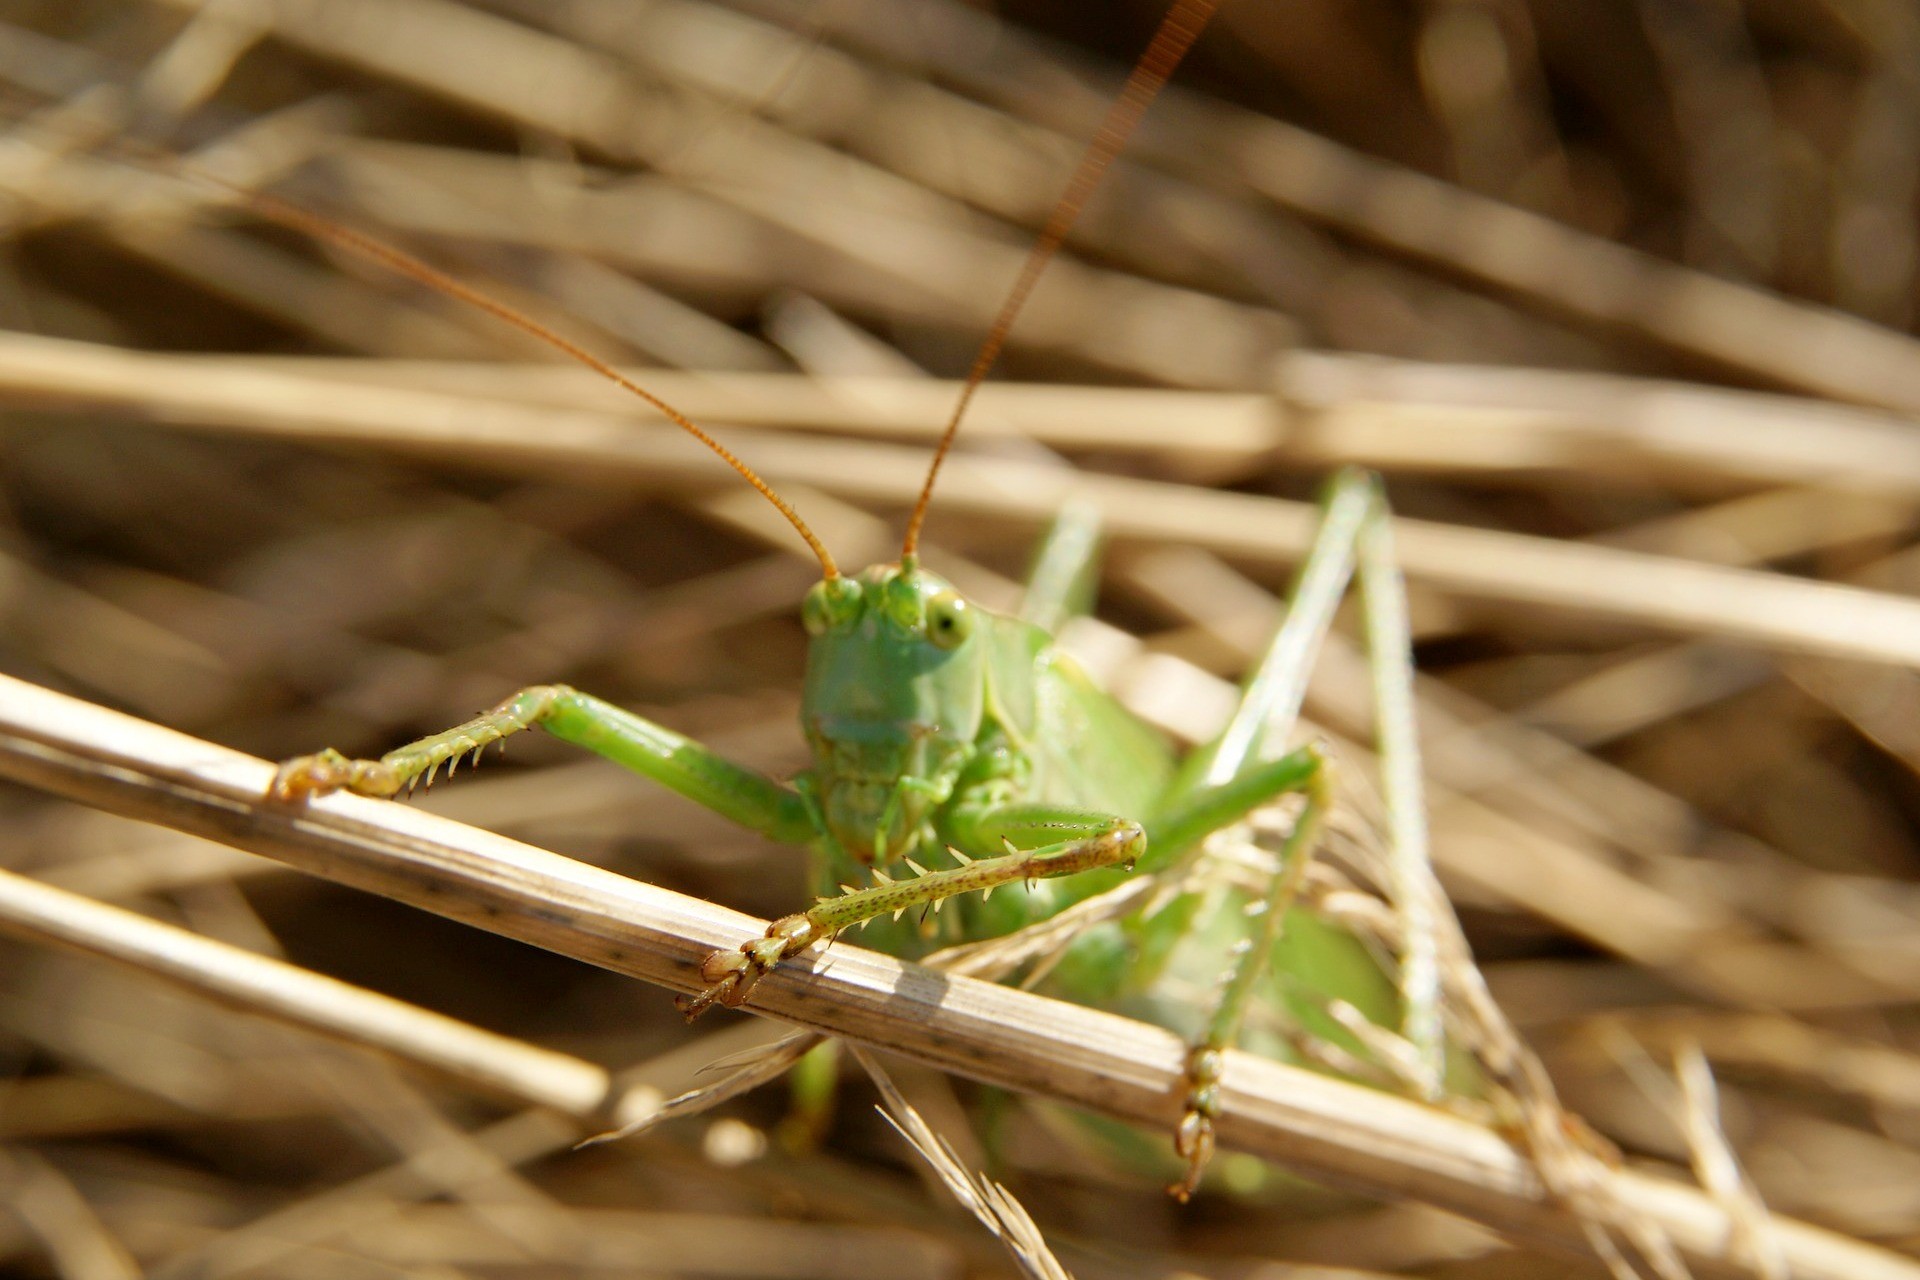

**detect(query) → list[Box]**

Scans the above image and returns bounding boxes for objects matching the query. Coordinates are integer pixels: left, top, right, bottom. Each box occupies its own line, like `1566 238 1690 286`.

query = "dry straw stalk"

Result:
0 671 1912 1280
7 330 1920 668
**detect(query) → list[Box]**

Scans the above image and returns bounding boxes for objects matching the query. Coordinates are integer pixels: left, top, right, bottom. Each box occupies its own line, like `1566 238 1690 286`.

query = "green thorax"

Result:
796 560 1175 871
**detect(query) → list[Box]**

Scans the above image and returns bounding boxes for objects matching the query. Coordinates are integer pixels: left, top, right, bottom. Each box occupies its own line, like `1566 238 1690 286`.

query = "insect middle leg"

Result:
1166 756 1332 1199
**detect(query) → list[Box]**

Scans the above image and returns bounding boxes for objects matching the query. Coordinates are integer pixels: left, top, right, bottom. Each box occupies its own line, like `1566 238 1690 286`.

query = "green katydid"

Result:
263 0 1442 1199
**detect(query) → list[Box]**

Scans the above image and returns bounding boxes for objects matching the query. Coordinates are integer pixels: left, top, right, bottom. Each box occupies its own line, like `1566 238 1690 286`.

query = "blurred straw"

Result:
734 0 1920 410
6 331 1920 665
130 342 1920 495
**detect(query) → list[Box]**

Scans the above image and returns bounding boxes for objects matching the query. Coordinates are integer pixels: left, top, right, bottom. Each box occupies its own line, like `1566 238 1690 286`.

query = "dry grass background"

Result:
2 0 1920 1276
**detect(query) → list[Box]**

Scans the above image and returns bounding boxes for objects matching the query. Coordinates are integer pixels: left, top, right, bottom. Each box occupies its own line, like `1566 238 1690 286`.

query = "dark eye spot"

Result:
925 592 971 649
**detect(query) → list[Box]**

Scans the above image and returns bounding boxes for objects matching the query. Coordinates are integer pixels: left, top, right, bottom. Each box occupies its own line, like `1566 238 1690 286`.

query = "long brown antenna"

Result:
899 0 1220 560
182 170 841 578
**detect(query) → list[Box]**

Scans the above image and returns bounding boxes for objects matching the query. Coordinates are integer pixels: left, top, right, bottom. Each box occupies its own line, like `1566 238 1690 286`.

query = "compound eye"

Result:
801 577 862 635
926 592 972 649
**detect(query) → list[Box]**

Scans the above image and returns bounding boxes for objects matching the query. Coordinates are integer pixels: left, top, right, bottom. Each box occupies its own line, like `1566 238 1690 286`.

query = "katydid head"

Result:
799 561 985 865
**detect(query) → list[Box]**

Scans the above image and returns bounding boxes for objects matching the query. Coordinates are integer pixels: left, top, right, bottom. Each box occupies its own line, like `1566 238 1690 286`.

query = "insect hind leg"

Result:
1019 500 1103 634
1157 469 1447 1197
1356 478 1443 1101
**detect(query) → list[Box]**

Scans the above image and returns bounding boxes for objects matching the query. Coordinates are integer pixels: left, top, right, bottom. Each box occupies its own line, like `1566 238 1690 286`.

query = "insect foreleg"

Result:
271 685 816 844
1169 756 1333 1201
678 808 1145 1021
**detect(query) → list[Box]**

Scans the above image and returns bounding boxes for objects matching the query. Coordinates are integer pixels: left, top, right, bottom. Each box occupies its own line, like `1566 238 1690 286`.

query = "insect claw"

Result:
1171 1110 1215 1202
674 980 734 1022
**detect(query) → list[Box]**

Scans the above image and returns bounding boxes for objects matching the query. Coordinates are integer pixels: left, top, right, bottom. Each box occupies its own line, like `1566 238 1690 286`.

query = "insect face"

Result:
799 564 985 865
